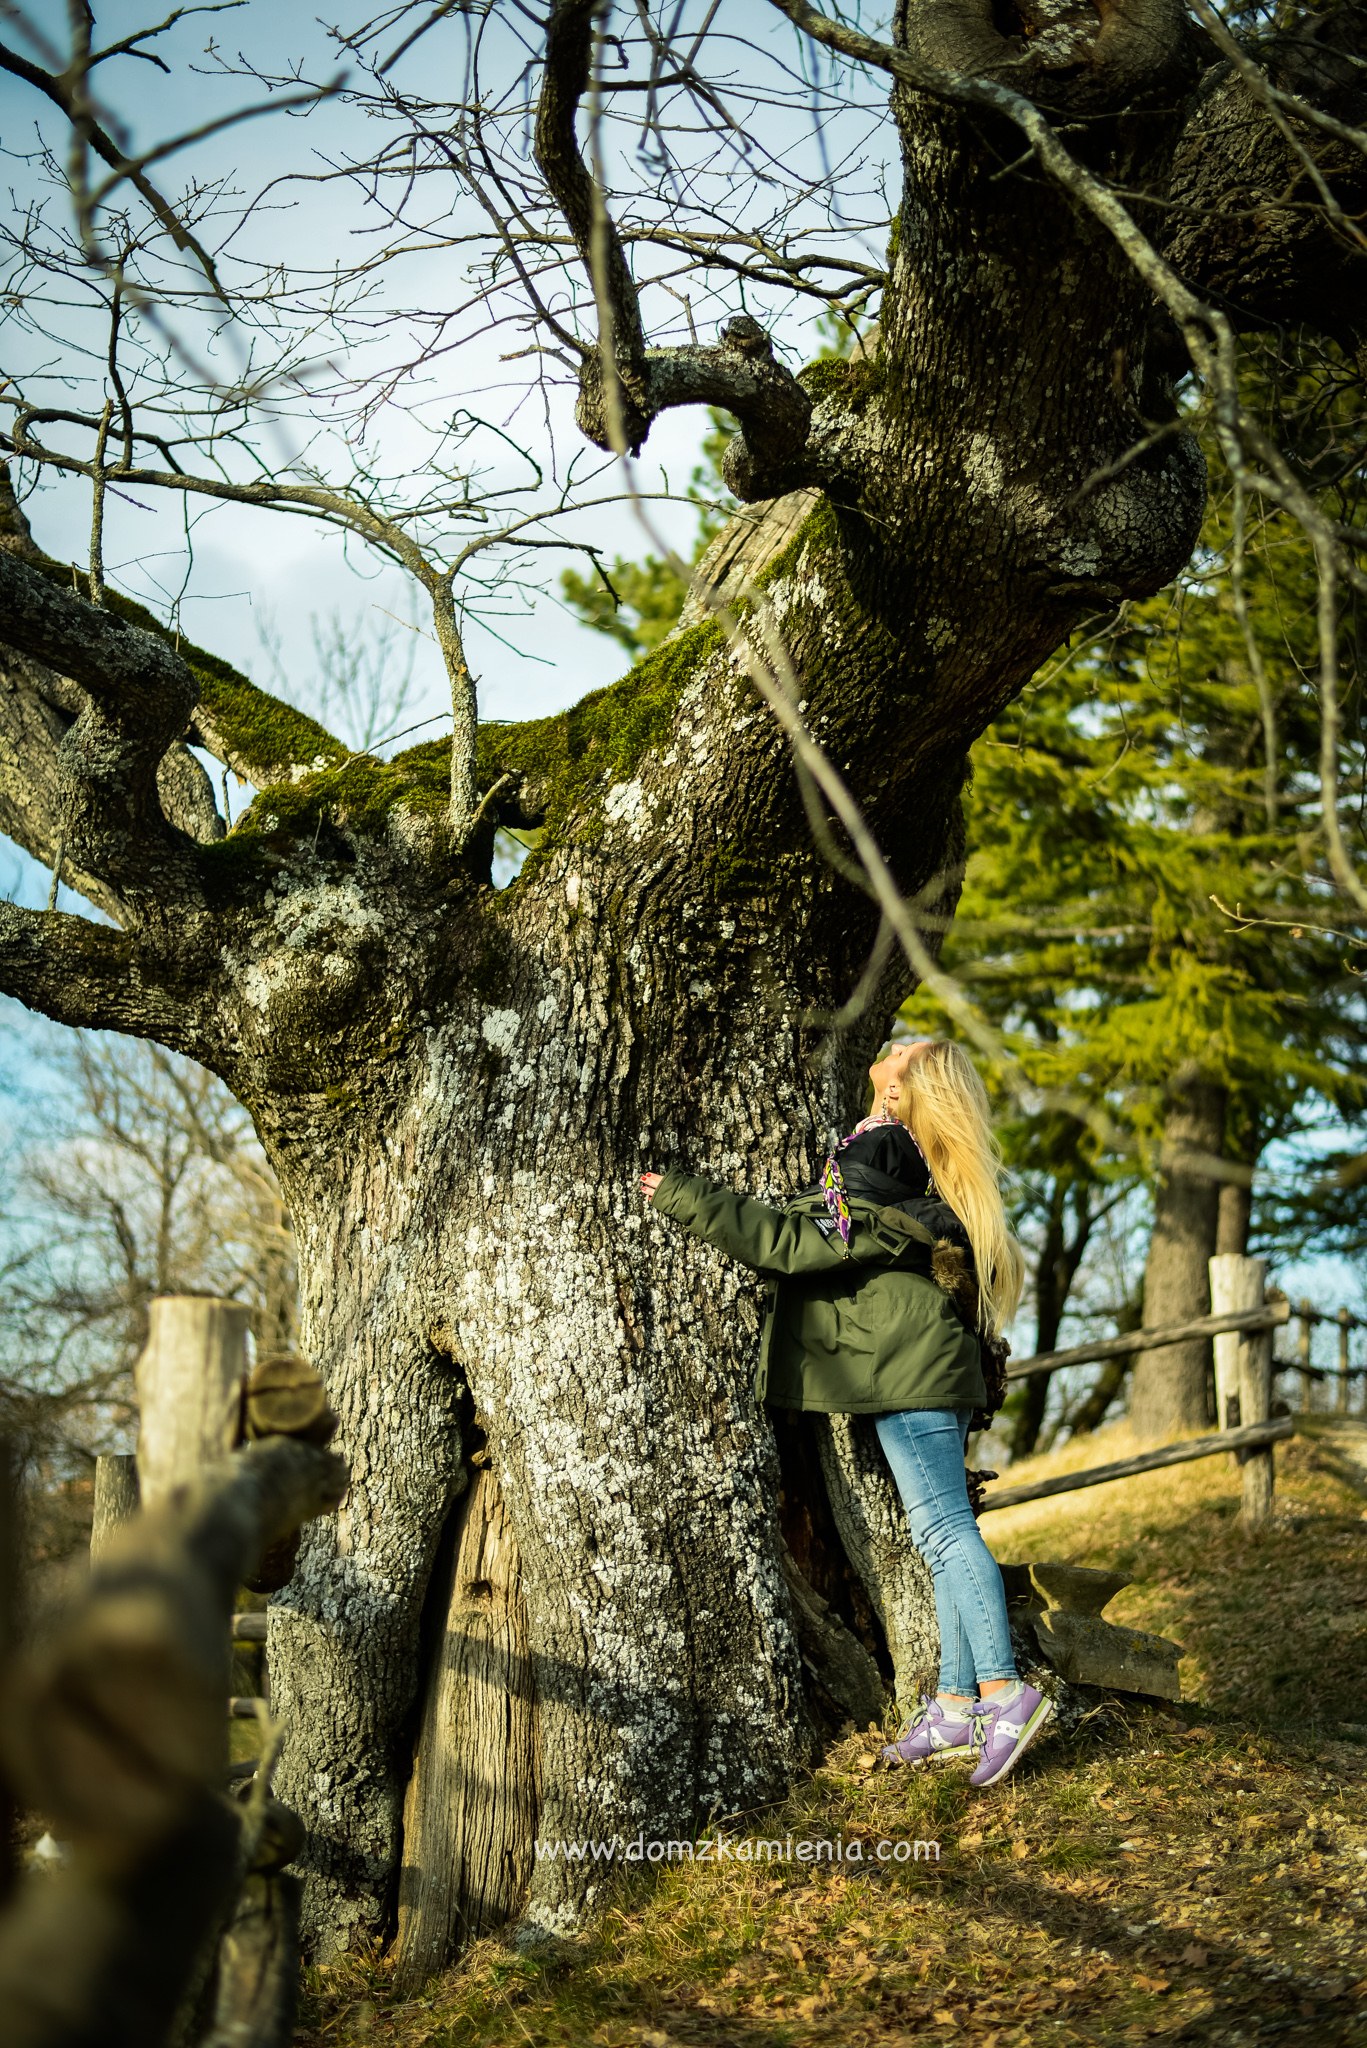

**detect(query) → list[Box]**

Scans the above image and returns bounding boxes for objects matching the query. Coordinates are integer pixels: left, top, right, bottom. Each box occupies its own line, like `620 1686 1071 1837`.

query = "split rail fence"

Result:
978 1252 1367 1528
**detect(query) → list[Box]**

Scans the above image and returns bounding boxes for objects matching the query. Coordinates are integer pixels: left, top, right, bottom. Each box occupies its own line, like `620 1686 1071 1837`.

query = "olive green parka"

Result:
651 1166 989 1416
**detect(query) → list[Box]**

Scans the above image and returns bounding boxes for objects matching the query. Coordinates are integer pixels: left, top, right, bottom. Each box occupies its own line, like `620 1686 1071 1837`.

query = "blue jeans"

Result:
872 1406 1018 1696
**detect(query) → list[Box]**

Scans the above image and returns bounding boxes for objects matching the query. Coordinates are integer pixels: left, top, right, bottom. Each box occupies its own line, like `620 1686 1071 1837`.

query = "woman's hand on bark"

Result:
641 1172 663 1203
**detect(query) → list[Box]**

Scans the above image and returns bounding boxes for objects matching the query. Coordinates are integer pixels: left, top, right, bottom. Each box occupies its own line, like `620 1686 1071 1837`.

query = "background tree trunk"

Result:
1009 1193 1069 1461
1216 1095 1259 1257
1130 1073 1228 1437
1010 1182 1098 1461
1067 1357 1132 1439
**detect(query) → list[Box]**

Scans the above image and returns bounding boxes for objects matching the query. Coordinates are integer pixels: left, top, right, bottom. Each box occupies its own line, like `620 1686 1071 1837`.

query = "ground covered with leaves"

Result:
296 1418 1367 2047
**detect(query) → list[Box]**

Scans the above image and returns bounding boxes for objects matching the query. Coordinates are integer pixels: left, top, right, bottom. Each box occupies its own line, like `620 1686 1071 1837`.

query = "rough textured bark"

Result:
0 0 1363 1972
1130 1075 1228 1437
813 1414 940 1709
90 1454 140 1563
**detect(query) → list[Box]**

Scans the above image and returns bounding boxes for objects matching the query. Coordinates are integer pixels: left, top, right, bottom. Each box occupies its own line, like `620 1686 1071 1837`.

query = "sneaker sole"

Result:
969 1695 1055 1788
881 1743 977 1770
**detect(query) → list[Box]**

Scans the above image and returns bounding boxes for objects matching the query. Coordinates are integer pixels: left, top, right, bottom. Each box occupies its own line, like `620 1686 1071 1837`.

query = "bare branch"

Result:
0 30 230 298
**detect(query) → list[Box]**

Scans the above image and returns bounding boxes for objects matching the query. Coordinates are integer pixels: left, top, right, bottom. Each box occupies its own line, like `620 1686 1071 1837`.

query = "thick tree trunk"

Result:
260 876 893 1955
1129 1074 1228 1438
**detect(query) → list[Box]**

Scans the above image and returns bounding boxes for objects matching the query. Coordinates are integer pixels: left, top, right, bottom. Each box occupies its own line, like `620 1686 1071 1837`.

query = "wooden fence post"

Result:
1338 1307 1351 1416
1298 1299 1314 1413
90 1454 140 1564
390 1462 536 1996
134 1296 249 1509
1210 1255 1263 1432
1209 1255 1275 1530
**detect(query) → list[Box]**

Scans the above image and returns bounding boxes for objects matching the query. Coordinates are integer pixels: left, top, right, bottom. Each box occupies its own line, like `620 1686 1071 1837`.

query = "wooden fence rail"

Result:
1005 1300 1291 1382
981 1253 1316 1528
979 1417 1296 1512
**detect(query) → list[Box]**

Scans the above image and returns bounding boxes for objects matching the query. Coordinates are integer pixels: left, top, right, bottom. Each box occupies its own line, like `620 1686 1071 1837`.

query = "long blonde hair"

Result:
889 1041 1025 1338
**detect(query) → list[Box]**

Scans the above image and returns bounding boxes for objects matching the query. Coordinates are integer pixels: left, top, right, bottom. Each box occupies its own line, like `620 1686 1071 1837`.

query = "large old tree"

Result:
1 0 1364 1969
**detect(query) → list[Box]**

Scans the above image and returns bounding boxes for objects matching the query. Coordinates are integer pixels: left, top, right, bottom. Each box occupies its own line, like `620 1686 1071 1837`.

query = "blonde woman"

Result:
641 1038 1052 1789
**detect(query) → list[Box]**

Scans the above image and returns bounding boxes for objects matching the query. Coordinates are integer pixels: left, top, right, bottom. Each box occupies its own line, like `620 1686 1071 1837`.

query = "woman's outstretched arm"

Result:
641 1166 851 1278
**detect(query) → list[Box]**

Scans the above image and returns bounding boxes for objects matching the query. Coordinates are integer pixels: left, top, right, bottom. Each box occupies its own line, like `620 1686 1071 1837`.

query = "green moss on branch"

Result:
227 743 452 844
27 557 347 782
476 615 728 850
796 349 884 415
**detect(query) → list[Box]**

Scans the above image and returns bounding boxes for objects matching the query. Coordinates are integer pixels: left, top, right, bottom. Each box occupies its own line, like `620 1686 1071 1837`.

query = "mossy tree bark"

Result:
0 0 1364 1969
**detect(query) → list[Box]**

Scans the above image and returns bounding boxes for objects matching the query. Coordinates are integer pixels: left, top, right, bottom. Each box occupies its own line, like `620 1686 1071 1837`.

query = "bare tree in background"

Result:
0 1033 295 1488
0 0 1364 1966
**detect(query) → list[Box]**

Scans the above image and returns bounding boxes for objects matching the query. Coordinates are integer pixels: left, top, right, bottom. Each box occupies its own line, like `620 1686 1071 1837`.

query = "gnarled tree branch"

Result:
0 430 482 839
0 899 219 1053
895 0 1195 113
534 0 815 488
1164 0 1367 340
0 641 224 923
0 547 208 911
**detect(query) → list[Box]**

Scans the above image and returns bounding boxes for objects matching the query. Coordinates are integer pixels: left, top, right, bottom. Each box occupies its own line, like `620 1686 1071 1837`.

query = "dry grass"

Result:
296 1423 1367 2048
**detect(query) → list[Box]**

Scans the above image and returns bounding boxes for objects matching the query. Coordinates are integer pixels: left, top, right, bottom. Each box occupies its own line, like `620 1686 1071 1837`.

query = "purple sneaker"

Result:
968 1681 1054 1787
880 1692 978 1769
